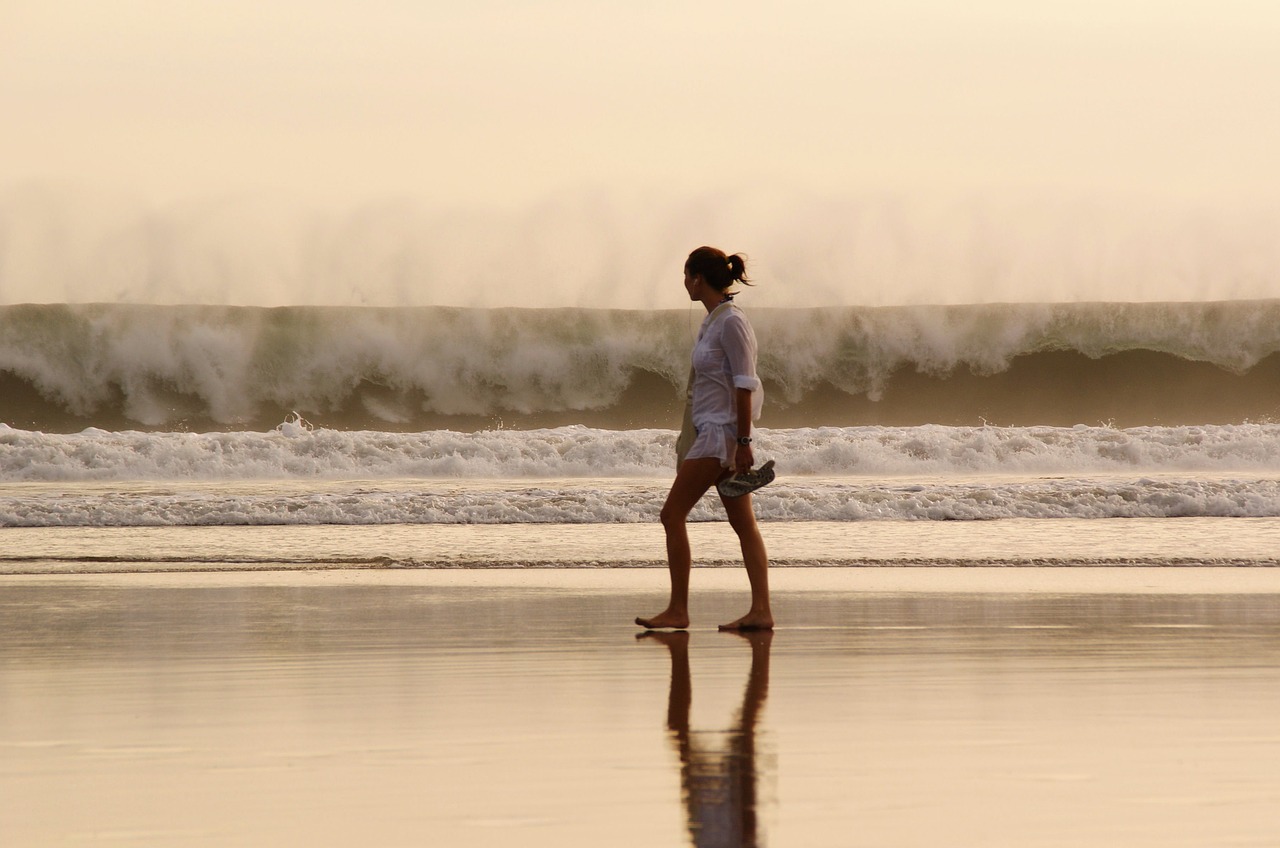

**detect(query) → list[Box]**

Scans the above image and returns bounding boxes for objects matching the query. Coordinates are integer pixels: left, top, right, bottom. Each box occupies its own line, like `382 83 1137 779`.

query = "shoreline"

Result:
4 517 1280 576
7 564 1280 594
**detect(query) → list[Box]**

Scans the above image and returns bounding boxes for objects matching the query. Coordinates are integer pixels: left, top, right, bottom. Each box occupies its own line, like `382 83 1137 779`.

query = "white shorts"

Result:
684 422 735 468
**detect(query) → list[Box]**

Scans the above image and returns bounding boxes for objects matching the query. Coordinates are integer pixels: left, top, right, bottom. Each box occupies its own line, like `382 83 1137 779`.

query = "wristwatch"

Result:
736 436 752 446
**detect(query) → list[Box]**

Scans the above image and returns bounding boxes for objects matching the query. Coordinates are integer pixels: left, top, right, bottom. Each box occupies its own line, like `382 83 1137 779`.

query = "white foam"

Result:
5 423 1280 483
4 422 1280 526
3 476 1279 528
0 424 675 481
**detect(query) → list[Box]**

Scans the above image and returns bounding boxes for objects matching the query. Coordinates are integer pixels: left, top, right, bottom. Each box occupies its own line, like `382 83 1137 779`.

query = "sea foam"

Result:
3 422 1280 482
3 476 1279 528
5 422 1280 526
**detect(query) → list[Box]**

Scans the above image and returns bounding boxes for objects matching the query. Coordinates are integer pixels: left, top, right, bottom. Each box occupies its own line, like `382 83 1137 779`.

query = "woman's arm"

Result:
721 313 761 473
734 386 755 473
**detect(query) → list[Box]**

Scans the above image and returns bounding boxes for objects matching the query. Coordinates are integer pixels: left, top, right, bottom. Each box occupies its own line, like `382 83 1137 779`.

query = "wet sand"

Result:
4 567 1280 846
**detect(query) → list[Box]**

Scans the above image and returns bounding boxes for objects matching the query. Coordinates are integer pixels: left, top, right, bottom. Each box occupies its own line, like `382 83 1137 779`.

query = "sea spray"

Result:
4 187 1278 308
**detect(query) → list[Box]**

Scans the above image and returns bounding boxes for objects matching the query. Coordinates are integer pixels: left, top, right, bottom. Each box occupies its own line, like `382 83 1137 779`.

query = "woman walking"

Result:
636 247 774 631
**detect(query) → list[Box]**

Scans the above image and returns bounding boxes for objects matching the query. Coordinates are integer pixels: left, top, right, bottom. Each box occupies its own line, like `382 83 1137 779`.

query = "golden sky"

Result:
1 1 1277 305
4 0 1277 203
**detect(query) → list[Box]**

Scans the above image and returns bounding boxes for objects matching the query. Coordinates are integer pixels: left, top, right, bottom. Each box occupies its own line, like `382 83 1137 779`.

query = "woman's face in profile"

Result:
683 270 700 301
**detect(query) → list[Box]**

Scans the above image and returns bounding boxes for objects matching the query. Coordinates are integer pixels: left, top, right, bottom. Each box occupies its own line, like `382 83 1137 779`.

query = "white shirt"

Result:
690 302 763 428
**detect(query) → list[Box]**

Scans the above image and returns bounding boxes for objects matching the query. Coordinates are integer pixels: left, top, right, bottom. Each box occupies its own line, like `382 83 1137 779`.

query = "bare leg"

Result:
717 492 774 631
636 457 725 629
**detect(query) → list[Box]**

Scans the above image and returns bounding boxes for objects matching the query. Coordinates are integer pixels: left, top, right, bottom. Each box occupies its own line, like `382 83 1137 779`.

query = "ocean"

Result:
3 300 1280 573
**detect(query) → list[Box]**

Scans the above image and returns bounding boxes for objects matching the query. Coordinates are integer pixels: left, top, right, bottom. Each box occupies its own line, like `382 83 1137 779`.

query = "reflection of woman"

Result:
640 630 773 848
637 247 774 631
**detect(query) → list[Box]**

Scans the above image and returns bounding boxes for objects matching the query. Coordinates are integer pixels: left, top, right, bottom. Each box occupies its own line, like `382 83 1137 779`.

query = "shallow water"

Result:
4 569 1280 847
3 515 1279 574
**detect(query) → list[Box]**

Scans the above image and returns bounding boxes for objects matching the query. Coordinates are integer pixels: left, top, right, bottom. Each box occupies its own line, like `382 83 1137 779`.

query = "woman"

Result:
636 246 774 631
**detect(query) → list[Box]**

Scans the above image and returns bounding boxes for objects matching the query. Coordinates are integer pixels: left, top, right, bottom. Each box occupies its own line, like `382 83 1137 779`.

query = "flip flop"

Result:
716 459 776 499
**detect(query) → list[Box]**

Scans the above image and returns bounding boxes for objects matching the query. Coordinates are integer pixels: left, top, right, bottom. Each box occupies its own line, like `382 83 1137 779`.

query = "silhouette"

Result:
637 247 774 631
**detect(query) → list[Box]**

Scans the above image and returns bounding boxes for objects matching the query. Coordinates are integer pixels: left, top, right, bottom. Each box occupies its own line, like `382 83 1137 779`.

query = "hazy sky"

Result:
2 1 1277 305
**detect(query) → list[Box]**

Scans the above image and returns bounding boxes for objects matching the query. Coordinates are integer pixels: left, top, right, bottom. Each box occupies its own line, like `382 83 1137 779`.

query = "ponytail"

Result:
726 253 748 286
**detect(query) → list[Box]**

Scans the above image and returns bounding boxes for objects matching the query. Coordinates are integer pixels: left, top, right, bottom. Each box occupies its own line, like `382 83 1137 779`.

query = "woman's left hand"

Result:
734 443 754 474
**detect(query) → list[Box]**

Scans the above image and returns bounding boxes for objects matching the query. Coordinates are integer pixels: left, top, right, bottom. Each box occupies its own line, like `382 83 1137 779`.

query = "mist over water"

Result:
2 184 1277 308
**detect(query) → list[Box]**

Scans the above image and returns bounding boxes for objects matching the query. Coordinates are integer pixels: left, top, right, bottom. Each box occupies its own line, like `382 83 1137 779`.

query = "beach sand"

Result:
4 567 1280 846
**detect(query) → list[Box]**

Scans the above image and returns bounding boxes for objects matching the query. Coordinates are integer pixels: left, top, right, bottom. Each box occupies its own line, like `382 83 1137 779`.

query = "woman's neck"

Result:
701 292 733 313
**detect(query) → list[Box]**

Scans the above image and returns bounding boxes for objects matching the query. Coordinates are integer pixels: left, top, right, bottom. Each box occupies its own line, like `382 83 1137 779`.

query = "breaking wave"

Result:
3 300 1280 431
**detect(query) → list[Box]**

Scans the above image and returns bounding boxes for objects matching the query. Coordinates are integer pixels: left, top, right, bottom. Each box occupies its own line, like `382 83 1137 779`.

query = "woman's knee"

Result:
660 500 686 529
661 492 699 528
662 459 721 527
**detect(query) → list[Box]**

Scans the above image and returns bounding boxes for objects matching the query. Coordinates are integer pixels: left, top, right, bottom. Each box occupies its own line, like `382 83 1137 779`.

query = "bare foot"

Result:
635 610 690 630
718 612 774 631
